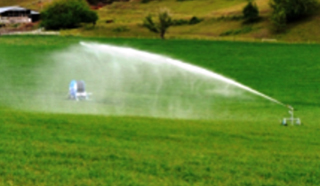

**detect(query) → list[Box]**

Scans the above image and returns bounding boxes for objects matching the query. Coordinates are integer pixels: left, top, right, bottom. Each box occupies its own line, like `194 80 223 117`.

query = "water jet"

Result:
80 42 285 106
28 42 291 119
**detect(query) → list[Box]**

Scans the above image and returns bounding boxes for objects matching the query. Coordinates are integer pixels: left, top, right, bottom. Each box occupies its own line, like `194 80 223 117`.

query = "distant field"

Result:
0 35 320 185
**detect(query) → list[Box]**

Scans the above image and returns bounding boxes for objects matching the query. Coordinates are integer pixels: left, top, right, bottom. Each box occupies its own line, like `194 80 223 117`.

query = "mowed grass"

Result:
0 35 320 185
2 111 320 185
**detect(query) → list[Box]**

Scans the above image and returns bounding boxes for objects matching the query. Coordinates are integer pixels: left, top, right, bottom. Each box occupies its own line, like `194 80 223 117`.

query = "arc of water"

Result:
165 58 286 107
80 42 286 107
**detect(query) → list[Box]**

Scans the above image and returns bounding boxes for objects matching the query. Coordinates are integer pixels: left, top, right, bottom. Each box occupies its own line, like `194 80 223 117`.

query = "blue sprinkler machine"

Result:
69 80 90 101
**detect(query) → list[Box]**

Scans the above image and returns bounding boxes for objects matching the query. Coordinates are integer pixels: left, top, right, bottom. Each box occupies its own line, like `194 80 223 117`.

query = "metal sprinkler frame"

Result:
282 105 301 126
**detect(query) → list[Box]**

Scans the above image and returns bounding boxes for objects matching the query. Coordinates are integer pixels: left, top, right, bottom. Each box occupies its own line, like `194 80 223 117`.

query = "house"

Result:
0 6 40 24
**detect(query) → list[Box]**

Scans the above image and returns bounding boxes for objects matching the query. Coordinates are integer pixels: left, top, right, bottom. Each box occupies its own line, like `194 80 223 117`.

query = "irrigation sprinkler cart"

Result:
282 106 301 126
68 80 91 101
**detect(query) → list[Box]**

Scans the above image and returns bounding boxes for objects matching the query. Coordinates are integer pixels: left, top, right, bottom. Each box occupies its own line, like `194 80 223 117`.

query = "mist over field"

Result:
5 42 267 119
0 42 280 119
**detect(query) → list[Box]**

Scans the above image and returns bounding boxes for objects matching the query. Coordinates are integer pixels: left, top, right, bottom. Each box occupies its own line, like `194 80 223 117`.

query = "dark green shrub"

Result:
243 0 259 23
171 16 202 26
172 19 189 26
87 0 116 5
270 9 286 32
189 16 202 24
41 0 98 30
270 0 318 31
217 15 243 21
141 0 153 3
87 0 99 5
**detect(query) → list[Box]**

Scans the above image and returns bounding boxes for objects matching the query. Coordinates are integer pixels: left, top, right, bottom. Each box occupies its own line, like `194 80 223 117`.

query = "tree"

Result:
143 9 172 39
243 0 259 23
41 0 98 30
270 0 318 31
86 0 115 5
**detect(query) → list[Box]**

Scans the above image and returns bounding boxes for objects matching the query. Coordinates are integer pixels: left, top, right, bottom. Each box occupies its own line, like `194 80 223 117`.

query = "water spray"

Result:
77 42 299 121
80 42 285 107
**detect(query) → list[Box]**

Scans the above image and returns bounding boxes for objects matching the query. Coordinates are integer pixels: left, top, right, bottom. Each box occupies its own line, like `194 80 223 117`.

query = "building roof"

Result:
0 6 40 15
0 6 29 13
31 11 40 15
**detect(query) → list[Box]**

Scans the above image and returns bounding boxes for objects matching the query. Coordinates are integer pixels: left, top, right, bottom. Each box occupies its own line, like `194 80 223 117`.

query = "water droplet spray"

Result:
80 42 286 107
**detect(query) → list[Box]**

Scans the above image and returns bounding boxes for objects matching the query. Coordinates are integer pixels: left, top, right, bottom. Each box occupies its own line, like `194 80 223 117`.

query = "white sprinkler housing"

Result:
282 105 301 126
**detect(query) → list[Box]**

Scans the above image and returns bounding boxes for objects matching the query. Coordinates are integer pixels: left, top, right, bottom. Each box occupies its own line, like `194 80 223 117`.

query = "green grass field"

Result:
0 35 320 185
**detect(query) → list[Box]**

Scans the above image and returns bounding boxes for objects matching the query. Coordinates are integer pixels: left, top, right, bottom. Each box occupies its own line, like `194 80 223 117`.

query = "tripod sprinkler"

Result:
282 105 301 126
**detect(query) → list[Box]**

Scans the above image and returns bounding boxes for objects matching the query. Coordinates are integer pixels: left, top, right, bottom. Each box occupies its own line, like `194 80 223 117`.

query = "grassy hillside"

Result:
62 0 268 39
2 0 320 42
0 36 320 185
61 0 320 42
0 0 46 10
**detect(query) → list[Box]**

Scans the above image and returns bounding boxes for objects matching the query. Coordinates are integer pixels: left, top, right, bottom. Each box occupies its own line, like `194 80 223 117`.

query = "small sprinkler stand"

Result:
281 105 301 126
